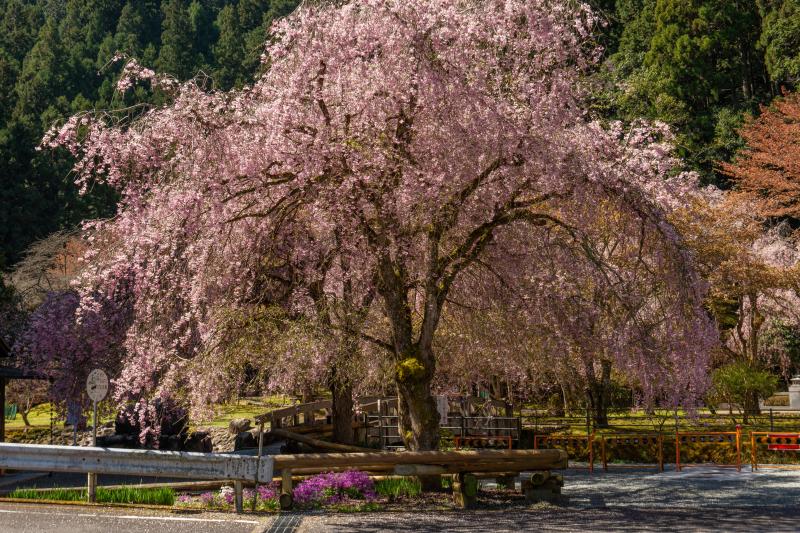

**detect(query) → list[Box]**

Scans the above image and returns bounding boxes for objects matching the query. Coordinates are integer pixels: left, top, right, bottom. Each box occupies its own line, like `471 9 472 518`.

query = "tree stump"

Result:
522 471 563 504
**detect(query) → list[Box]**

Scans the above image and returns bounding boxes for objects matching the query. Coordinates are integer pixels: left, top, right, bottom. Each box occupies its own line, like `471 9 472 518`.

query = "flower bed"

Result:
293 471 379 511
176 482 281 511
176 471 380 512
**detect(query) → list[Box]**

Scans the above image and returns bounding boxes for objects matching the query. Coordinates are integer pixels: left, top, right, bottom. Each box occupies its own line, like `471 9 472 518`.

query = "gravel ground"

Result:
297 467 800 532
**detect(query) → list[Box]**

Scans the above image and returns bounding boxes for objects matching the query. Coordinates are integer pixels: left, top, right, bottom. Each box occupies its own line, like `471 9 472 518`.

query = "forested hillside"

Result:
0 0 798 269
0 0 298 268
597 0 800 184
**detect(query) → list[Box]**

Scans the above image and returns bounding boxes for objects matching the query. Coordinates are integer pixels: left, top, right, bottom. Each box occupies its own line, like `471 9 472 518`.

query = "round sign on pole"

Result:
86 369 109 402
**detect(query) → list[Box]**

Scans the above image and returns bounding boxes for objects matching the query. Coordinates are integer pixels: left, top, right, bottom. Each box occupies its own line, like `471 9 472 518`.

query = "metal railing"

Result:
0 443 274 512
367 414 521 449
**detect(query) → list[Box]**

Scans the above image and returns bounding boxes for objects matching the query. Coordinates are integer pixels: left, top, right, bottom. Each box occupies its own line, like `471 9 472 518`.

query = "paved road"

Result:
1 467 799 532
0 502 271 533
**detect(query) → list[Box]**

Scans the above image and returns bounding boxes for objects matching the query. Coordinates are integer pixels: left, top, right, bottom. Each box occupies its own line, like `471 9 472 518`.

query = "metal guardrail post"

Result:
234 480 243 513
736 425 742 472
88 398 98 503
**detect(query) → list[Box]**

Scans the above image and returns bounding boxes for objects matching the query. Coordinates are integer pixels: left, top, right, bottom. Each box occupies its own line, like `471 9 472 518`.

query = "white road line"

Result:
0 508 259 524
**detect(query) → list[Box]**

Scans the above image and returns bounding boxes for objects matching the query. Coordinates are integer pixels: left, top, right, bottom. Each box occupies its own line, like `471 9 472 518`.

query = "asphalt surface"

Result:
0 502 270 533
1 467 799 532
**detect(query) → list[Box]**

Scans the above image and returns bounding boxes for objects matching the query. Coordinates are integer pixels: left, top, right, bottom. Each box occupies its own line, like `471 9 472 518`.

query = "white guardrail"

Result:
0 443 274 511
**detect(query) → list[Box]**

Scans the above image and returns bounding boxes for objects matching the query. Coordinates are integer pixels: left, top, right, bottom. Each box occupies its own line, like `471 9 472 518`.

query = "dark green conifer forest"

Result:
0 0 298 268
0 0 798 268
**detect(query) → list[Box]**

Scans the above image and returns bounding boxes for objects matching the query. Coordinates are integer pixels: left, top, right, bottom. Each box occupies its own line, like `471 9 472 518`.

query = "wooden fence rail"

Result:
0 443 566 511
272 448 567 509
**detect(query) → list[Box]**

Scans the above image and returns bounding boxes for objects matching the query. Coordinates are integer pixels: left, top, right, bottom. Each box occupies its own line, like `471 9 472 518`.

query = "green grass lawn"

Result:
521 407 800 435
194 395 296 428
8 486 175 506
4 395 296 432
4 403 54 430
5 402 119 431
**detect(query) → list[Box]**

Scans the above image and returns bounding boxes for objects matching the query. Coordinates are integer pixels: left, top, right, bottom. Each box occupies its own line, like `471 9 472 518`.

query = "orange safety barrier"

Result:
600 434 664 472
454 435 513 450
675 428 742 472
750 432 800 470
534 434 595 472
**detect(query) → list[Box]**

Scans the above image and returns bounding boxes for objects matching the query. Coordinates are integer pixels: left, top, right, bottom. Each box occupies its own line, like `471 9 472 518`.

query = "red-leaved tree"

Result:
721 91 800 219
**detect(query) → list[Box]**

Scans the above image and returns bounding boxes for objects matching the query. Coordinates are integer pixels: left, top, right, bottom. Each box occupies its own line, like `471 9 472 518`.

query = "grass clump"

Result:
8 486 175 506
375 477 422 500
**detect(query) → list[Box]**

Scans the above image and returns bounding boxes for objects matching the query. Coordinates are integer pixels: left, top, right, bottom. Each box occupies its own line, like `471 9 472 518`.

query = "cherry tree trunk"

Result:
586 360 613 429
394 344 441 452
330 380 354 445
396 352 441 491
743 390 761 422
397 378 440 451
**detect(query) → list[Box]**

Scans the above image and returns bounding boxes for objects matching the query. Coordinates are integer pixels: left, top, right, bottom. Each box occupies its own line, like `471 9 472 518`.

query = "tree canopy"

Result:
31 0 720 448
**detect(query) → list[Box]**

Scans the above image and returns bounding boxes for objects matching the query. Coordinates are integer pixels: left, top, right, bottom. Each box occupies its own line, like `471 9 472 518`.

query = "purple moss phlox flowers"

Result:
292 470 376 506
257 482 279 501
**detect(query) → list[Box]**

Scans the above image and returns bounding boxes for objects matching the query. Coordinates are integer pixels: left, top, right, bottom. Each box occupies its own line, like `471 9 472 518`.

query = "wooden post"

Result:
452 472 477 508
377 401 383 450
280 469 293 510
585 405 590 437
234 480 243 513
522 471 562 504
253 420 264 511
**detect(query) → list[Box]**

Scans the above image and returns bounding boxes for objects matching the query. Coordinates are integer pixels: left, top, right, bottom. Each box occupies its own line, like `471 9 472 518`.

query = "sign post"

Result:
86 369 108 503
